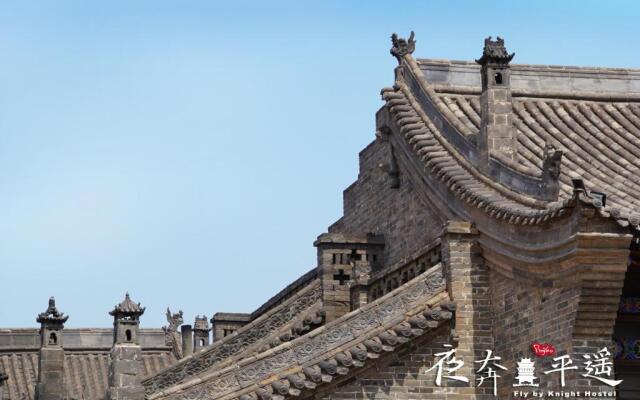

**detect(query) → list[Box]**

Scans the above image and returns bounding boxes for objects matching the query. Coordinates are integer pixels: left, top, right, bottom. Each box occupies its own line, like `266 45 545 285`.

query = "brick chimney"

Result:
35 297 68 400
476 36 516 163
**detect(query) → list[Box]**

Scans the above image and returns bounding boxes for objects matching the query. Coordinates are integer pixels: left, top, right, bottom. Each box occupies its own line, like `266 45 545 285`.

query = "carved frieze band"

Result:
144 282 322 396
158 267 446 400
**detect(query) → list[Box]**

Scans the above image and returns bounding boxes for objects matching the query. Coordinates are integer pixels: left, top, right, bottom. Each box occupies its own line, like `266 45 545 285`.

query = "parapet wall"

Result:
0 329 168 351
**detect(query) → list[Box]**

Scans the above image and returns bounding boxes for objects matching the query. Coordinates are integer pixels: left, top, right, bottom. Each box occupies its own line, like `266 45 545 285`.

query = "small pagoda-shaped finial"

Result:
36 296 68 324
193 315 211 352
109 292 145 320
194 315 210 331
390 31 416 64
475 36 515 65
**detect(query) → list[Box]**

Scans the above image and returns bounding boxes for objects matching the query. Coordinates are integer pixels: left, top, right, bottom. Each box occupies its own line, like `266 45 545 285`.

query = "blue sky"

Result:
1 1 639 328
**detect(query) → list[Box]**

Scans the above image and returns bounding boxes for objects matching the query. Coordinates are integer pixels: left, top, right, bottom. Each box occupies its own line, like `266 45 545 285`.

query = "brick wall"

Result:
314 253 620 400
489 270 598 397
490 271 578 394
329 139 443 270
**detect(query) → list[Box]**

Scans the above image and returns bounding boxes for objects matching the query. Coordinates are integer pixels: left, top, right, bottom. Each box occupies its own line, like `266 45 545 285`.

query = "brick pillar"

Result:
35 297 68 400
314 233 384 322
441 220 493 398
107 293 145 400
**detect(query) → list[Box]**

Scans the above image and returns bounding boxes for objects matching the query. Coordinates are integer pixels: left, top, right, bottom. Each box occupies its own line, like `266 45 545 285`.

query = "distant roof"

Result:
0 329 174 400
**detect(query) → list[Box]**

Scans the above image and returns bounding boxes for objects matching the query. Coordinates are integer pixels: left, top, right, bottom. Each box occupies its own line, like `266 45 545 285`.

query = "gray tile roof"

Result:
380 56 640 230
0 329 175 400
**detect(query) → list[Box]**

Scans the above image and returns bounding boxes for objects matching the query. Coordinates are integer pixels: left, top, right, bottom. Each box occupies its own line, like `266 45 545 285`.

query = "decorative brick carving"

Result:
347 310 380 337
144 284 322 396
150 266 448 400
237 349 295 384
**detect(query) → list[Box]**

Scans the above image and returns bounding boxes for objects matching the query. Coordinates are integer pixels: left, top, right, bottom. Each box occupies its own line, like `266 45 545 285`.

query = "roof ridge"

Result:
434 90 640 216
143 280 322 396
383 85 582 223
250 267 318 319
147 265 452 400
403 55 553 186
390 77 547 208
417 58 640 74
433 84 640 102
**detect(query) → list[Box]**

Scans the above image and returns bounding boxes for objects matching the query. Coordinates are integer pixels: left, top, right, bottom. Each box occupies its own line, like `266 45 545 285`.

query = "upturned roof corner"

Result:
390 31 415 65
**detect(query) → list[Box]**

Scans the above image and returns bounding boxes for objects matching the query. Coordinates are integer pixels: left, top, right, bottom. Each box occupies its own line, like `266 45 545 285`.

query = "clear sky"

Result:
1 0 639 328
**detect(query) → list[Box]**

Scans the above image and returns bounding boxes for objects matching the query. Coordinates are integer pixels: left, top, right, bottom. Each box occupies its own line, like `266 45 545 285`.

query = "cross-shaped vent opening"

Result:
333 269 351 285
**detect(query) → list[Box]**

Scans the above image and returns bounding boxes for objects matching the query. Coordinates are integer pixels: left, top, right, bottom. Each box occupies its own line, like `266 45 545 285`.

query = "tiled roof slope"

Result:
0 351 173 400
436 91 640 217
380 52 640 230
422 59 640 222
0 329 175 400
147 265 452 400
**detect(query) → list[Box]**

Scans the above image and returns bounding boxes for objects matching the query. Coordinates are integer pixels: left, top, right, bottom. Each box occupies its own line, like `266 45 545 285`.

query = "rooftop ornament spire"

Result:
109 292 145 321
390 31 415 64
475 36 518 164
36 296 68 324
35 297 67 400
475 36 515 65
194 315 210 331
